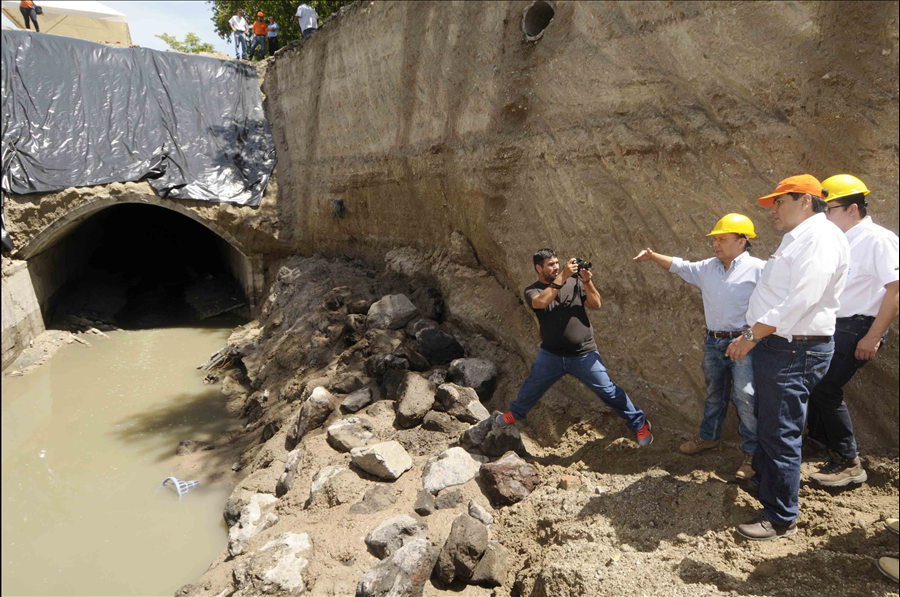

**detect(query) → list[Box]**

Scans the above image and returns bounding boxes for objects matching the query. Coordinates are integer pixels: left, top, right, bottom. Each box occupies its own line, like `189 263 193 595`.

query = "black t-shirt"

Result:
524 278 598 357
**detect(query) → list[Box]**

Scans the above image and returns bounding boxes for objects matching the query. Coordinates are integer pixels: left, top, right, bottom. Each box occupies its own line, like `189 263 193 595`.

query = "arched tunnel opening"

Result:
522 1 555 41
31 204 249 329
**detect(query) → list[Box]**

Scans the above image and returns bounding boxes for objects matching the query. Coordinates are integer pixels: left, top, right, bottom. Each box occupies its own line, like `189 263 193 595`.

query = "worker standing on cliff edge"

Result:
633 213 765 480
803 175 900 487
495 249 654 447
727 174 849 541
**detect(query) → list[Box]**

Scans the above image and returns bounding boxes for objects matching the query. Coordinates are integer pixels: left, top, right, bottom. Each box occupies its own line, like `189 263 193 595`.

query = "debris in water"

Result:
157 477 201 499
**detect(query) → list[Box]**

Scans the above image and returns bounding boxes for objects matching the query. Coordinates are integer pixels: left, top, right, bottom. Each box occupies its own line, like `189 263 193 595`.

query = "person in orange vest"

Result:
248 12 269 61
634 214 765 480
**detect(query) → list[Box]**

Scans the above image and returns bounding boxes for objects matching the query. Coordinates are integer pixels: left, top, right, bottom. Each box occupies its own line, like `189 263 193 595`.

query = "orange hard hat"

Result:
757 174 824 207
257 11 264 16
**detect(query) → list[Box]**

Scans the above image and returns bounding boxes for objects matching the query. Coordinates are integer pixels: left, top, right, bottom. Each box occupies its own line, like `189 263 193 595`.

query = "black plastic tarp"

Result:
1 30 275 251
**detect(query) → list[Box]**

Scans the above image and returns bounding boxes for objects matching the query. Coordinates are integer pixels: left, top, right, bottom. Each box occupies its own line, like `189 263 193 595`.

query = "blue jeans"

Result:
248 34 267 60
699 336 758 455
20 6 39 31
234 32 247 58
508 349 646 432
302 28 316 39
751 336 834 525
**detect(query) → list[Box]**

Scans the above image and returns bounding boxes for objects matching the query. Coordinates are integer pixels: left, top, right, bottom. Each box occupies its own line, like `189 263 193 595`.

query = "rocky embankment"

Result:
177 255 899 597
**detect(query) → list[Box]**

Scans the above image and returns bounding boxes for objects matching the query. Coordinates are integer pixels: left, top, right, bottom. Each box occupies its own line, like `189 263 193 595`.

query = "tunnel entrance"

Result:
36 203 248 329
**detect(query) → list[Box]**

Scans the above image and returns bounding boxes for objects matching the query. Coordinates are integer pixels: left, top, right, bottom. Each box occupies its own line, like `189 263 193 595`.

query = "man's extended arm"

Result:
633 248 673 270
531 259 579 310
856 281 899 360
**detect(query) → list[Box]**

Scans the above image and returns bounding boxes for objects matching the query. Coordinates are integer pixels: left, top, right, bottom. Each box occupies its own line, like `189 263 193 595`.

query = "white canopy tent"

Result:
2 1 131 46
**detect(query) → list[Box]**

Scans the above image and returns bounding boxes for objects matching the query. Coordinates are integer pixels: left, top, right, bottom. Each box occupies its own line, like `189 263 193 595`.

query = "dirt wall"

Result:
262 1 900 448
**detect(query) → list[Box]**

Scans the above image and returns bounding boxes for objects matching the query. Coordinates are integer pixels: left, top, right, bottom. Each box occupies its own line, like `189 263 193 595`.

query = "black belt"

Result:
838 315 875 323
791 335 831 341
707 330 742 339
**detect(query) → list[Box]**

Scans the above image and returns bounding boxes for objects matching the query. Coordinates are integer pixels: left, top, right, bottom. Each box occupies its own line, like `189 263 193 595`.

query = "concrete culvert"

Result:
522 1 555 41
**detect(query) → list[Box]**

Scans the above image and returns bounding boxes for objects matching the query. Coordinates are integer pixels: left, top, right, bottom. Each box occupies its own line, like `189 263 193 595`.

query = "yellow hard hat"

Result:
707 213 757 238
821 174 870 202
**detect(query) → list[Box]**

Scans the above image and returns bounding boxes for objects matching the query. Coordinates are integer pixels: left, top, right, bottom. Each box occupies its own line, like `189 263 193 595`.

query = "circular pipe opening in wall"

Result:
522 1 555 42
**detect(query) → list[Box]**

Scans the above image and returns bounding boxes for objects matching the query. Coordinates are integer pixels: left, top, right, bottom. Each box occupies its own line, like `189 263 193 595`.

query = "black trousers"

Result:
807 316 883 459
267 37 279 54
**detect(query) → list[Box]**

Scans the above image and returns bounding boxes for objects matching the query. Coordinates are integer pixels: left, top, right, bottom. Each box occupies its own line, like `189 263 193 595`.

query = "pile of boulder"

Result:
205 287 545 597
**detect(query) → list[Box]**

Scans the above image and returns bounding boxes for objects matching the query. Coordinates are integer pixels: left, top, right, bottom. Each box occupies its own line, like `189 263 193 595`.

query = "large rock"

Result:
286 387 337 450
393 345 430 372
415 327 464 365
356 539 439 597
479 451 540 507
341 386 377 413
422 411 468 435
232 532 314 596
364 353 409 378
470 541 509 587
413 490 435 516
460 412 526 457
395 372 437 428
435 514 489 585
275 448 304 497
434 384 490 424
367 295 419 330
405 318 437 338
349 484 398 515
434 488 463 510
422 447 484 495
326 416 375 452
365 514 428 559
447 358 498 400
307 466 367 508
381 369 408 401
228 493 279 556
351 441 413 480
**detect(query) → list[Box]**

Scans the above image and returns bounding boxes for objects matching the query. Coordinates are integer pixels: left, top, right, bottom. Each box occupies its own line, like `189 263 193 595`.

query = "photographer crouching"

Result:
496 249 654 446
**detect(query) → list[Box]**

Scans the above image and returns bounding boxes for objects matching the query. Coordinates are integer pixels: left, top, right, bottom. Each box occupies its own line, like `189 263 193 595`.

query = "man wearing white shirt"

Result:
805 175 900 487
726 174 850 541
228 9 249 60
633 213 765 479
294 3 319 39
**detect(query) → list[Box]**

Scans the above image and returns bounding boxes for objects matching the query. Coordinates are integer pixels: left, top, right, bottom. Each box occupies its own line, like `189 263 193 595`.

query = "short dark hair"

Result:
790 192 827 214
740 235 752 253
838 193 868 218
533 248 557 268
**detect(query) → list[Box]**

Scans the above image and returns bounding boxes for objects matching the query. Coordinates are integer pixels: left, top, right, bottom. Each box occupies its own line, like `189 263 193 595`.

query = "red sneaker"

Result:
635 421 653 446
495 412 517 427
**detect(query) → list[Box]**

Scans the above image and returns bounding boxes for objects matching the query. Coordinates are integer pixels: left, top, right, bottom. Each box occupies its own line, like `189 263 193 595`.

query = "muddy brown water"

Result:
1 323 243 596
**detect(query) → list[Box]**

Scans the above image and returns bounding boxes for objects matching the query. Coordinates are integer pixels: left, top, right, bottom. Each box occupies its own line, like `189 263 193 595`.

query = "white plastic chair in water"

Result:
157 477 201 499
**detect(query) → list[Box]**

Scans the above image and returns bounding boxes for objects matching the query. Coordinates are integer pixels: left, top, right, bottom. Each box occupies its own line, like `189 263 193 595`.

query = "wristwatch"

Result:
550 282 563 290
742 328 758 343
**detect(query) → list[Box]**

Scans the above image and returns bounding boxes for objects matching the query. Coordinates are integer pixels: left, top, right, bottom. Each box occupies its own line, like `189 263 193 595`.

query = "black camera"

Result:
573 258 592 273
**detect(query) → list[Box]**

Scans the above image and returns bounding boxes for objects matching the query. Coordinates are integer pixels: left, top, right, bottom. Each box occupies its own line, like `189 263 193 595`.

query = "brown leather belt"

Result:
707 330 742 339
791 335 831 341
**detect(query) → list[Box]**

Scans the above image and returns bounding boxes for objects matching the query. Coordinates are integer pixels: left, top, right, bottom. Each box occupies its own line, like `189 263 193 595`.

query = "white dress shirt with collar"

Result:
295 4 319 30
836 216 900 318
229 15 248 33
669 251 766 332
747 213 850 341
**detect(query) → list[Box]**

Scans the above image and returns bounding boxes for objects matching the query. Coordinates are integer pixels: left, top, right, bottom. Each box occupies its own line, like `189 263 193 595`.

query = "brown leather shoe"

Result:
735 454 755 480
679 437 720 455
810 456 867 487
736 516 797 541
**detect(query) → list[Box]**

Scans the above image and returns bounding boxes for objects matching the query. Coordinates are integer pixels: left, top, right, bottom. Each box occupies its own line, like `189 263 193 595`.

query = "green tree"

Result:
155 32 216 54
206 0 353 45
